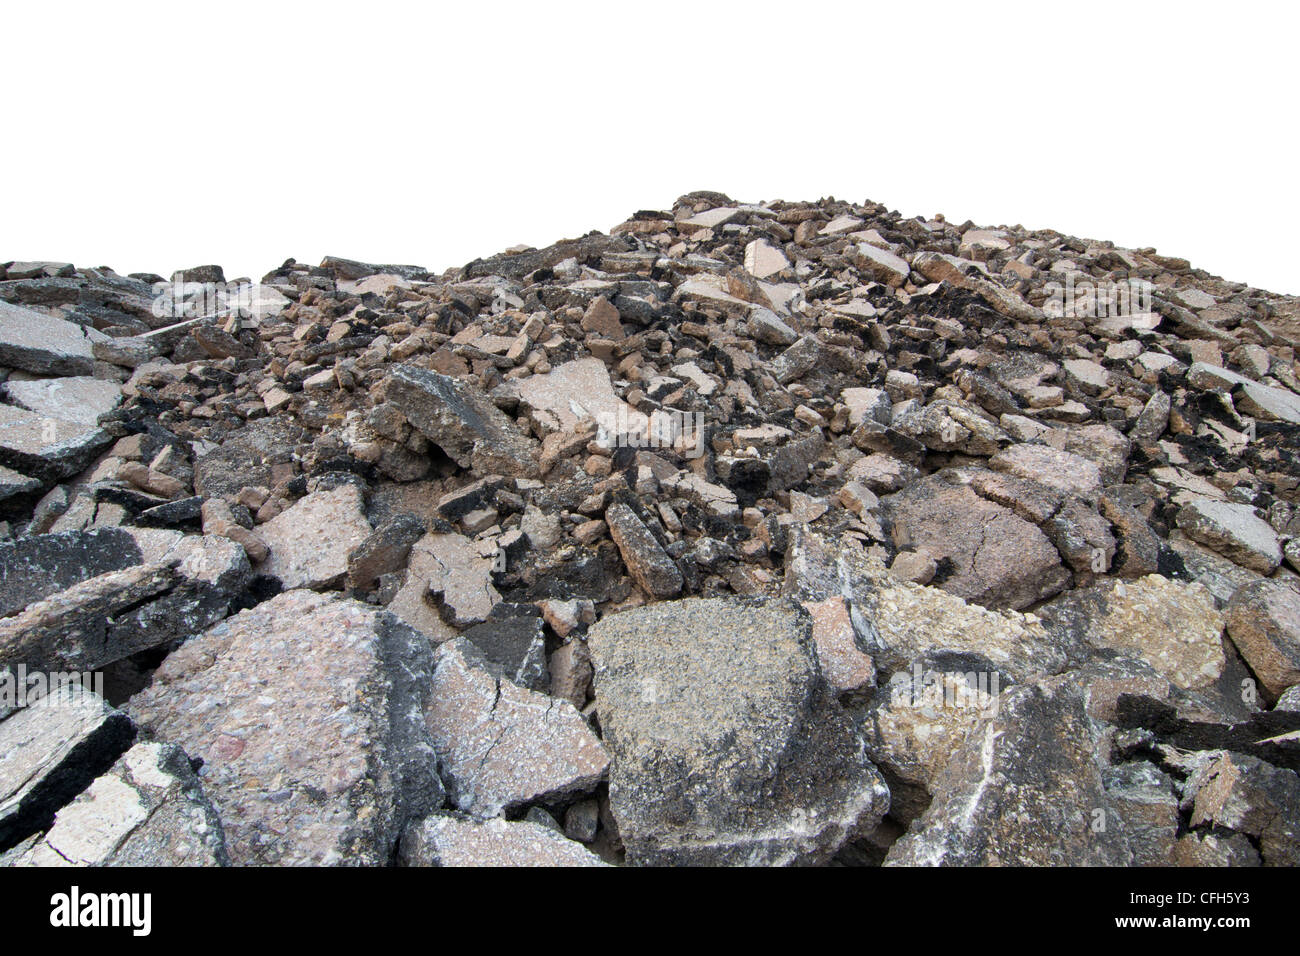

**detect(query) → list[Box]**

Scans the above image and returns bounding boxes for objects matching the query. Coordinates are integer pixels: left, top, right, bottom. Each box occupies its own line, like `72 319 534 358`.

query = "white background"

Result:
3 1 1296 293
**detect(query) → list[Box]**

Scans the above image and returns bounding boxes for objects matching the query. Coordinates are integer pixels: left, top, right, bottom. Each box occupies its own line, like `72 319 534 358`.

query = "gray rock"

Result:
398 813 607 866
2 377 122 427
1103 761 1179 867
886 678 1131 865
1176 497 1282 574
258 484 373 590
0 404 112 484
346 512 425 592
0 527 144 618
1225 579 1300 698
1130 390 1171 442
389 531 499 632
605 502 682 599
988 443 1102 499
0 465 40 503
192 418 301 500
0 534 250 673
461 609 549 692
589 597 889 865
383 364 539 477
426 639 608 818
128 590 441 866
746 307 797 346
1037 576 1226 691
563 798 601 843
893 400 1008 456
0 300 99 375
1185 751 1300 866
782 528 1072 682
6 742 227 866
1044 424 1131 485
769 335 825 384
0 686 135 851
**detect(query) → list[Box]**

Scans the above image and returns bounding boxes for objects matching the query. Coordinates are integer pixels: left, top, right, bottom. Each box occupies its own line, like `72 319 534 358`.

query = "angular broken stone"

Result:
128 590 441 866
1224 579 1300 698
390 531 499 633
800 595 875 696
988 443 1102 499
605 502 682 599
3 376 122 427
425 639 608 818
851 243 910 288
589 597 889 865
886 678 1130 865
460 607 549 691
1175 497 1282 574
512 357 645 438
0 535 250 673
0 527 144 618
0 686 135 852
1038 576 1226 691
743 239 790 280
0 403 112 484
6 741 227 866
1185 751 1300 866
258 484 373 589
398 813 607 867
882 472 1070 611
868 668 999 800
0 300 99 376
783 528 1070 682
383 364 539 477
0 464 41 503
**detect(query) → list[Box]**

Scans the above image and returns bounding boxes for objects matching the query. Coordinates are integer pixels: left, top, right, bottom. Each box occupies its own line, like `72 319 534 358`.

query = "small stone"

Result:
605 502 682 598
890 549 936 585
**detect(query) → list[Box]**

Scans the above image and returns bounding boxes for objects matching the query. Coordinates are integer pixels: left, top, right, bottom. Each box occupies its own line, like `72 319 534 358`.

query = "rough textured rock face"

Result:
0 687 135 853
881 472 1070 611
6 742 227 866
426 639 608 818
589 597 889 865
886 679 1131 866
3 189 1300 868
1224 579 1300 698
126 591 441 866
399 813 607 867
1039 576 1227 690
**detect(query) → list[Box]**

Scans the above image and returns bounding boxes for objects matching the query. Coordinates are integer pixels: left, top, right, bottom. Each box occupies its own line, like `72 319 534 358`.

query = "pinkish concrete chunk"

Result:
426 639 609 818
258 484 373 589
399 814 607 866
802 596 875 694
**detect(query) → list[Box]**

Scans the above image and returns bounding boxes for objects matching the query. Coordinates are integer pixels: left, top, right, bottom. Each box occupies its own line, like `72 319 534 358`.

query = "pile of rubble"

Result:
2 190 1299 866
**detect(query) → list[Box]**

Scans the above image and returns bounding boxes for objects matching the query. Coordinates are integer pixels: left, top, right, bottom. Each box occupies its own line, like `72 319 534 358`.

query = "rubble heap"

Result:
2 191 1300 866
